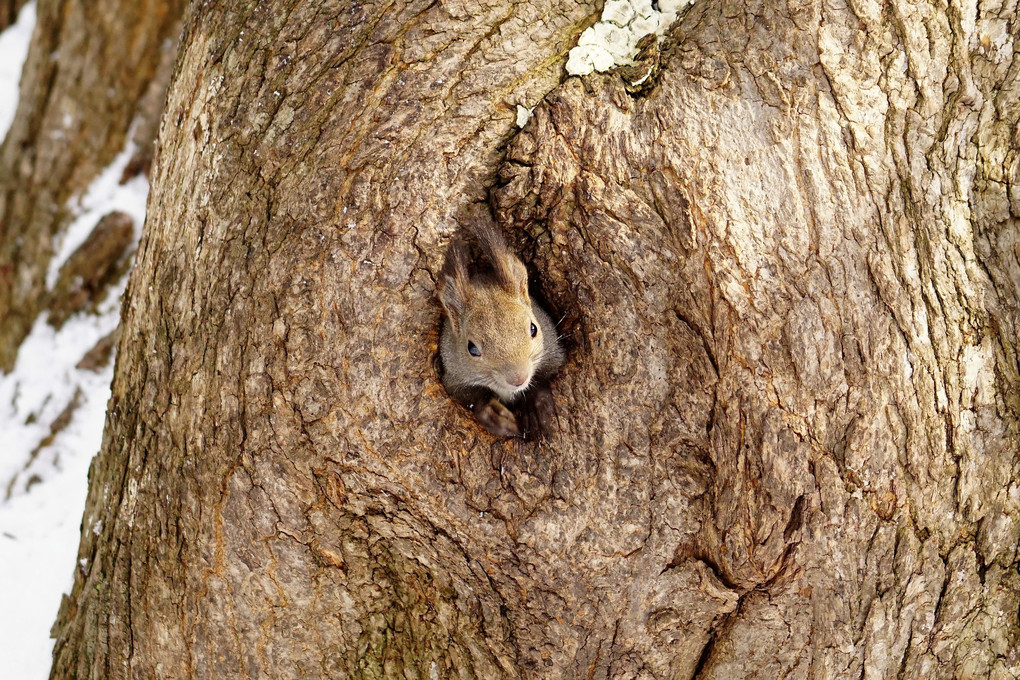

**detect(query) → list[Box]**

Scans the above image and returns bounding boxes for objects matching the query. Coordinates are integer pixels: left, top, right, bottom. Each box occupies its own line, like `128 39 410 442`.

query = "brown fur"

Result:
437 222 565 437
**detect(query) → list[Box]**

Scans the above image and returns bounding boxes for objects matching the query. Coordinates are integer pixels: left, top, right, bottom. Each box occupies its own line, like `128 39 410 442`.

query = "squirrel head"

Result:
438 240 546 400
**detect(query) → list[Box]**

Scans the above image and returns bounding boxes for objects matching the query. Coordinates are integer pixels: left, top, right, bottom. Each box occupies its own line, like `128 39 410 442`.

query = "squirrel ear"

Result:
439 240 470 325
505 256 529 301
469 219 530 300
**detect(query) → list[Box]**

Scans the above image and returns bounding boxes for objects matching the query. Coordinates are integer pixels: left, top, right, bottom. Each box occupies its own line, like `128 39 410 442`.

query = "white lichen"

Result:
515 104 534 128
566 0 692 76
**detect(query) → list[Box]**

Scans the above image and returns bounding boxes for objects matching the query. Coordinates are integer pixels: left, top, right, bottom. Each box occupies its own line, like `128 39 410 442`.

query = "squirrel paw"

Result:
474 397 520 437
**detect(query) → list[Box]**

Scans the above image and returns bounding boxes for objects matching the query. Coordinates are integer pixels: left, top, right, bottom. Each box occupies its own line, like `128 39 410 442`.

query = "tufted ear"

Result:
470 219 529 300
438 240 471 327
504 255 529 301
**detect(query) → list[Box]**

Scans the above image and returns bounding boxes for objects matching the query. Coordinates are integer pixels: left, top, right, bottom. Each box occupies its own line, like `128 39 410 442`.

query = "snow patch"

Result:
0 0 36 142
0 131 147 677
566 0 691 77
0 346 113 680
46 136 148 289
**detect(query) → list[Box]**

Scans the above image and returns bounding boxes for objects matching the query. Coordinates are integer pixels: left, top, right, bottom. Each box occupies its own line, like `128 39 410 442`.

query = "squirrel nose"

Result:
509 371 530 388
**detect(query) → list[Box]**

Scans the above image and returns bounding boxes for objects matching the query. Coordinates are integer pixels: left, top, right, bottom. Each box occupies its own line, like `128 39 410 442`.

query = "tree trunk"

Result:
0 0 28 32
51 0 1020 678
0 0 185 370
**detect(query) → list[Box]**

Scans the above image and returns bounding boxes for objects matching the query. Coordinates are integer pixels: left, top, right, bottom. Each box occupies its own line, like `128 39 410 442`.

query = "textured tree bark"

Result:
0 0 28 32
51 0 1020 679
0 0 185 369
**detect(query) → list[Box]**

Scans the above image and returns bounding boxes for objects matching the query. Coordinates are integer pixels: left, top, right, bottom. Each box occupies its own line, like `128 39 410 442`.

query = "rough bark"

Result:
0 0 185 369
0 0 28 32
48 210 135 328
51 0 1020 679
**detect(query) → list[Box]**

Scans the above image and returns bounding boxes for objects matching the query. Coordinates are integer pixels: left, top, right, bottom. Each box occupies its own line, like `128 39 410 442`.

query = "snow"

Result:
0 0 36 142
0 5 148 670
0 191 143 680
0 214 142 680
46 138 149 289
566 0 691 76
0 328 115 678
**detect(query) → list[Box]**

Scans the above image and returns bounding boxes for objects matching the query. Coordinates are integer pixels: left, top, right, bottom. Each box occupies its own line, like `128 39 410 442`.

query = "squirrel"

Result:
437 220 565 438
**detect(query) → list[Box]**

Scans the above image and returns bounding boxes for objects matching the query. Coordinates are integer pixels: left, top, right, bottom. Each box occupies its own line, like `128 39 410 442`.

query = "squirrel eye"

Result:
467 341 481 357
530 322 538 338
